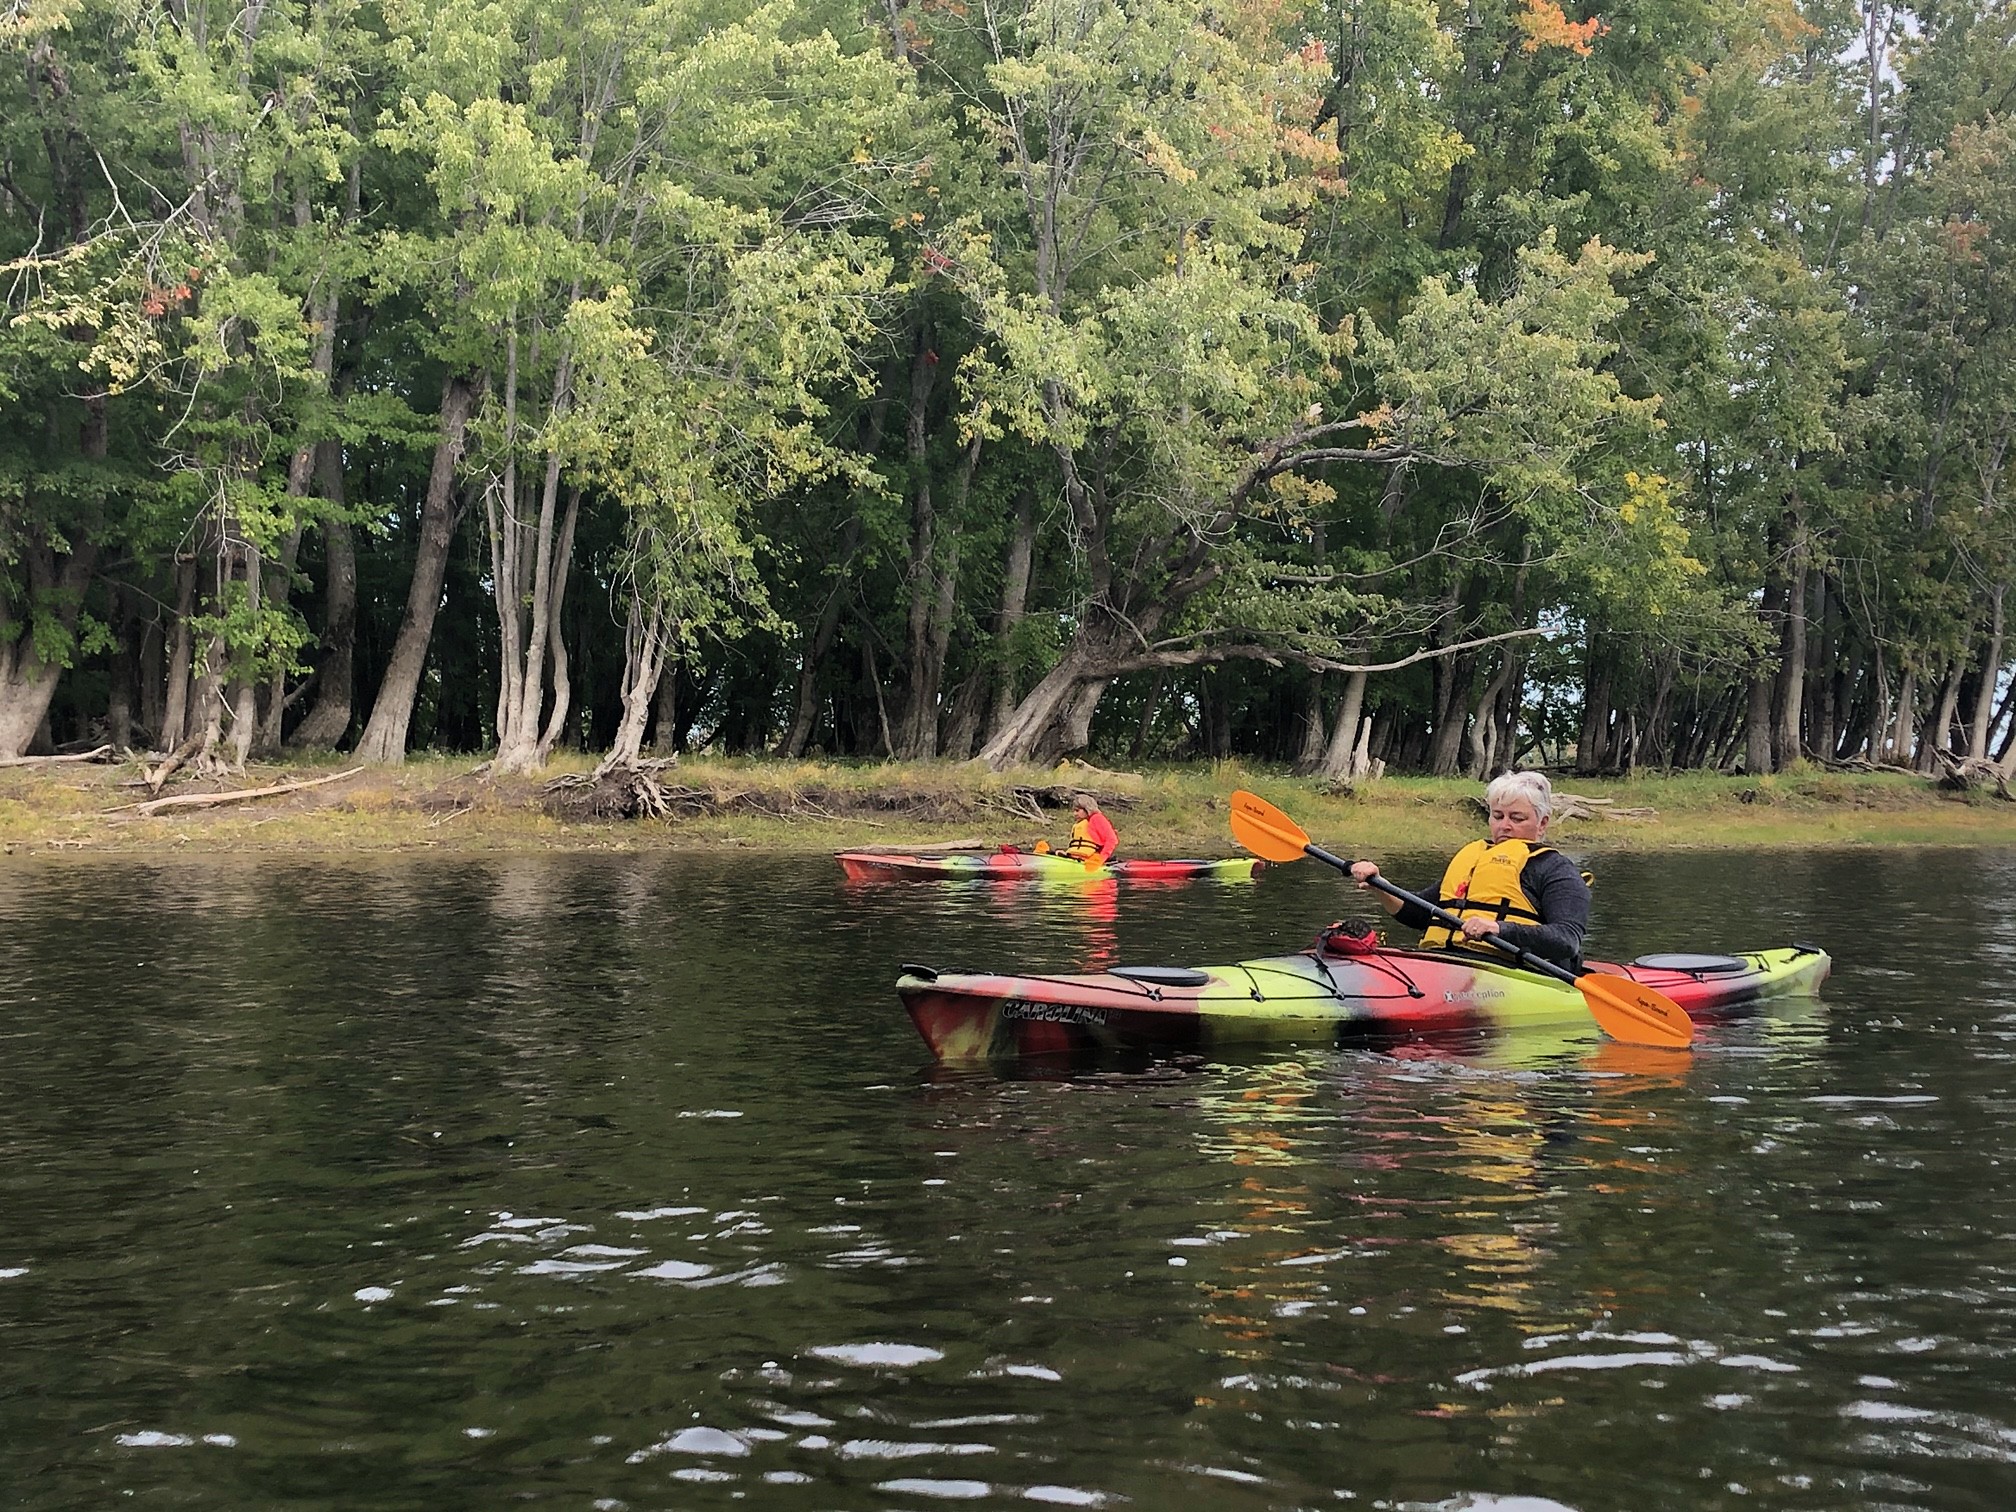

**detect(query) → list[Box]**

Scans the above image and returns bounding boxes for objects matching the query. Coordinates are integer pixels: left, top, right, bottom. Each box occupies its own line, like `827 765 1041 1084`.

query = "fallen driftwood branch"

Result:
120 766 366 817
426 801 475 828
1465 790 1656 821
1931 754 2015 800
0 743 115 769
143 733 207 793
980 788 1046 824
1555 791 1656 821
1826 756 1923 777
1055 757 1145 791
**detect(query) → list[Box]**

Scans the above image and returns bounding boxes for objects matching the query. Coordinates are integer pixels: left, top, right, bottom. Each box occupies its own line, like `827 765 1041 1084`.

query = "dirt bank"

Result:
2 753 2012 859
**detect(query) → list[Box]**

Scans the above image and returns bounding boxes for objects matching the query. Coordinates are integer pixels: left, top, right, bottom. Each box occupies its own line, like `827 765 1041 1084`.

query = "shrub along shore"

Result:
3 756 2015 859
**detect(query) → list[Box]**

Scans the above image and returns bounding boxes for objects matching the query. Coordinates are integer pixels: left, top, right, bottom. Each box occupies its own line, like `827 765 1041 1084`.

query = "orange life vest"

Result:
1064 811 1117 863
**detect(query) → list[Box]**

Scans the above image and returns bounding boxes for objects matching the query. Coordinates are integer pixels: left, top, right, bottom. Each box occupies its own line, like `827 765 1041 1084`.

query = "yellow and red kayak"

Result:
837 850 1261 883
898 944 1829 1059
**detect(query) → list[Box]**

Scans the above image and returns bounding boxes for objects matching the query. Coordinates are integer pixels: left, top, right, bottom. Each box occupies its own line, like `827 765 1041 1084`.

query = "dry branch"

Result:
143 733 205 793
1554 792 1656 821
0 744 115 769
1464 790 1656 821
125 766 365 817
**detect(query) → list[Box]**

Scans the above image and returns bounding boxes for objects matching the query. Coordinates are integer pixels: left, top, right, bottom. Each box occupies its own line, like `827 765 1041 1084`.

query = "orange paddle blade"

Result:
1228 789 1313 863
1576 971 1695 1049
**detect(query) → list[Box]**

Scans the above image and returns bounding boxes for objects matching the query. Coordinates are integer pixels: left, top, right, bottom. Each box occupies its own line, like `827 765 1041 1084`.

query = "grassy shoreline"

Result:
4 753 2015 859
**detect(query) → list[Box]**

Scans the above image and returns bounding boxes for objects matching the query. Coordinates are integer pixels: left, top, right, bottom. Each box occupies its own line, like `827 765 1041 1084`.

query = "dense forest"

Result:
2 0 2012 782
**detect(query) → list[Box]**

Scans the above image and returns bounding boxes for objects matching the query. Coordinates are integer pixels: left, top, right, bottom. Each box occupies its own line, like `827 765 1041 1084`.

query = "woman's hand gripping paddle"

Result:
1227 789 1693 1049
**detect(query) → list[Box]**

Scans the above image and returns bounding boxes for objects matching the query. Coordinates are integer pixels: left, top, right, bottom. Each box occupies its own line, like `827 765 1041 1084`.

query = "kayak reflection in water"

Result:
1036 791 1119 865
1346 770 1590 973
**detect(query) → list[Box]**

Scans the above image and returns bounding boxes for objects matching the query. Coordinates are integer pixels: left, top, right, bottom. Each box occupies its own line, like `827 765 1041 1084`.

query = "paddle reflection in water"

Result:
1176 1044 1717 1346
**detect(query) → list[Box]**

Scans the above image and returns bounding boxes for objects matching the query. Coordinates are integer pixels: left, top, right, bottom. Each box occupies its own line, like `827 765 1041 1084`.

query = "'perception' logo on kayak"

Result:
1442 988 1506 1004
1002 998 1111 1027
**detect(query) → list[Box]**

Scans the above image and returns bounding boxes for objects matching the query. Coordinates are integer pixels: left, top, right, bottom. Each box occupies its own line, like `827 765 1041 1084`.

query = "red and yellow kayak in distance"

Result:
898 944 1830 1059
837 849 1262 883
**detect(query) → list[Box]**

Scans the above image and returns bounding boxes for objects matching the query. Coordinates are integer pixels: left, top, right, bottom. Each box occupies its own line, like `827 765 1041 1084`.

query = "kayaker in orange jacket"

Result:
1062 792 1119 865
1347 770 1590 971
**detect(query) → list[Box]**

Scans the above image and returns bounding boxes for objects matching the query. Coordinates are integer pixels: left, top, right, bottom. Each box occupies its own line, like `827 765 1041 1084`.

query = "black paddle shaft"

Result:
1302 840 1580 987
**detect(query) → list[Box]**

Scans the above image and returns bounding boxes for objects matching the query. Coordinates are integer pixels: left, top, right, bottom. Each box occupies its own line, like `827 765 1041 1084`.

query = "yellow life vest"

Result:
1064 811 1116 861
1419 838 1554 951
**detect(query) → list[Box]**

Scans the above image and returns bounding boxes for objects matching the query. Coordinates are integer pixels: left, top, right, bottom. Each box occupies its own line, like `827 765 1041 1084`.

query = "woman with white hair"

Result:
1346 770 1591 971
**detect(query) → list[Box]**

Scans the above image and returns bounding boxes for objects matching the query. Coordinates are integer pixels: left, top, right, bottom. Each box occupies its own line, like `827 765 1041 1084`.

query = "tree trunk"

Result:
0 544 99 759
935 670 985 760
1130 670 1167 760
0 386 107 758
255 270 340 757
139 607 165 746
972 620 1132 770
1744 668 1775 774
898 437 978 759
1427 678 1470 775
1426 585 1470 775
1773 515 1809 764
1860 643 1889 763
0 540 102 758
1291 674 1327 773
986 484 1038 741
894 324 941 759
159 559 198 751
1640 658 1674 769
1203 668 1232 761
491 328 581 774
778 517 863 758
862 637 895 758
212 524 264 771
355 374 478 763
1051 678 1108 765
1813 575 1838 762
1579 652 1613 775
1310 670 1368 782
228 671 259 768
1924 659 1961 771
1712 696 1748 771
1497 653 1526 769
650 660 680 755
605 595 669 768
1885 667 1917 765
107 587 137 750
251 522 304 757
1745 573 1784 773
532 487 584 765
1968 584 2006 763
290 441 358 750
1466 652 1513 777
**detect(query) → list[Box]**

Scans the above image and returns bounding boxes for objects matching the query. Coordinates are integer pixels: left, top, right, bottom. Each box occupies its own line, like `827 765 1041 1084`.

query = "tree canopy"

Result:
3 0 2012 780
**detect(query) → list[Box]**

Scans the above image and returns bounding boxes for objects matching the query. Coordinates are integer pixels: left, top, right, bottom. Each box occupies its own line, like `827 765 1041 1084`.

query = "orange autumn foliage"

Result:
1516 0 1606 57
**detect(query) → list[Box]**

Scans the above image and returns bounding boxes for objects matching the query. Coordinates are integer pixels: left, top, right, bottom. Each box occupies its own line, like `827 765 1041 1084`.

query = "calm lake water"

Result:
4 846 2015 1511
